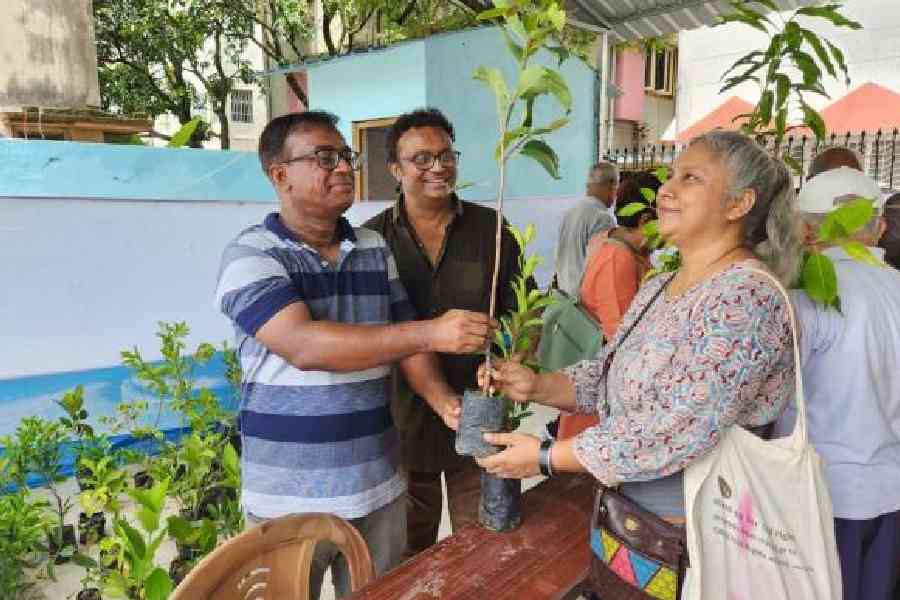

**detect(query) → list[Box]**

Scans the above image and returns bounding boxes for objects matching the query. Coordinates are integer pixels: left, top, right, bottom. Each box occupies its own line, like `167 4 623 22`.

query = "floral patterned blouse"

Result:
563 260 795 490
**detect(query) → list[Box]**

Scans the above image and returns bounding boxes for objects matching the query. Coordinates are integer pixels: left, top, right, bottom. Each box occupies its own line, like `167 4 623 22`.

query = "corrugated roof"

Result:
565 0 818 41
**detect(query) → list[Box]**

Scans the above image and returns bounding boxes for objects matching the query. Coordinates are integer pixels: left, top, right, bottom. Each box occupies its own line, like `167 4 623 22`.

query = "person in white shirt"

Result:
780 167 900 600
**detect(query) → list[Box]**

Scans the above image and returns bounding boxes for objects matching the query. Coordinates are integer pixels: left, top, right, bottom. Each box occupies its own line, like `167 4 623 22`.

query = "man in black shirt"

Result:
365 108 521 556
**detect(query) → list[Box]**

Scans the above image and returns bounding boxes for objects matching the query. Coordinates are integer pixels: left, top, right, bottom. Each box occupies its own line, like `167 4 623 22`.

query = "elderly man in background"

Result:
553 161 618 296
808 146 863 179
778 167 900 600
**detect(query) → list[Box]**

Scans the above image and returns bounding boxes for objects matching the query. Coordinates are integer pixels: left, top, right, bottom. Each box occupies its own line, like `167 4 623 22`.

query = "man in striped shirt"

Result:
215 111 495 599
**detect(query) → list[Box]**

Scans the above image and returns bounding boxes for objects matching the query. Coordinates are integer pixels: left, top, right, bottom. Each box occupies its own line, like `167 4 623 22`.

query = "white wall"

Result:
676 0 900 135
0 0 100 110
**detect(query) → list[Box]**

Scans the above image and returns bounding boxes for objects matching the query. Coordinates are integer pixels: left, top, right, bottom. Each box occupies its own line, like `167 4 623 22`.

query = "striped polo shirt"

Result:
215 212 416 519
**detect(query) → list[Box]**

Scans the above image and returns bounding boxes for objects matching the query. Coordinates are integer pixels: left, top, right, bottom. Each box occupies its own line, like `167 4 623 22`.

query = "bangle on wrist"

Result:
538 439 554 477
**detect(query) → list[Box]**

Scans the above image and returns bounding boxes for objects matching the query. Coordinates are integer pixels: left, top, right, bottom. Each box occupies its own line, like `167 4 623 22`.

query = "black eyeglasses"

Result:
284 148 362 171
402 150 461 171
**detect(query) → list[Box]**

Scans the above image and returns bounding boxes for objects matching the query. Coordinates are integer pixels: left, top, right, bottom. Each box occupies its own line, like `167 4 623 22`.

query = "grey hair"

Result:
690 130 803 285
589 161 618 185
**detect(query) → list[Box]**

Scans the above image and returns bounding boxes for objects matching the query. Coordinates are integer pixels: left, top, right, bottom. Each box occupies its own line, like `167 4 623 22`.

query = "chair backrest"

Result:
170 513 376 600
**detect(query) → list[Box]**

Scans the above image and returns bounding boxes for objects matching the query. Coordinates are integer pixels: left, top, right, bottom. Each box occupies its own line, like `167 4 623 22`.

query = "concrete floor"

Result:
31 403 559 600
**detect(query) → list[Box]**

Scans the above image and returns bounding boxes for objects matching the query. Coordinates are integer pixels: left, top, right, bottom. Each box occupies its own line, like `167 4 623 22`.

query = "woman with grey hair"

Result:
476 130 801 598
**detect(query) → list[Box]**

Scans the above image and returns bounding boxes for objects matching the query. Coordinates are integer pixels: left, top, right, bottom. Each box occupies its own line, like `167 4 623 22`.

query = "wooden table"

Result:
350 474 596 600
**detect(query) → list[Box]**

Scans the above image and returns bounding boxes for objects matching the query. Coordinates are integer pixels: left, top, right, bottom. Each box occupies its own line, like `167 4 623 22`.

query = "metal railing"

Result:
603 129 900 192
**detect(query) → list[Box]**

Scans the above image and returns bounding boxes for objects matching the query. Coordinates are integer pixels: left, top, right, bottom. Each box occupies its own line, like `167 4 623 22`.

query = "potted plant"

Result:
0 484 50 599
78 455 127 546
3 417 77 566
452 0 571 532
458 225 551 531
102 480 174 600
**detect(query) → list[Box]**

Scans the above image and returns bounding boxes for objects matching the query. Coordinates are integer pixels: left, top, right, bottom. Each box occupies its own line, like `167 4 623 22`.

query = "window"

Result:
192 92 206 112
230 89 253 124
644 48 677 95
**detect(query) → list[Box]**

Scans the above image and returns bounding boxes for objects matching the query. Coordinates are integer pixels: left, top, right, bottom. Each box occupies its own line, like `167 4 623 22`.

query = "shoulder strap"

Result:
741 267 806 449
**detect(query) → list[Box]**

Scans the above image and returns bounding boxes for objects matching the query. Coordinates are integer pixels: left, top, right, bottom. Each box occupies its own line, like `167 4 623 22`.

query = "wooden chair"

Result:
170 513 376 600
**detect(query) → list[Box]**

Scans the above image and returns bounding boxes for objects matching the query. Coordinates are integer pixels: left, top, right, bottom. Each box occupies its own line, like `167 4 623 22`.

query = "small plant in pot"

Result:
3 417 78 567
0 483 51 599
78 455 127 546
102 480 174 600
456 225 551 531
454 0 571 533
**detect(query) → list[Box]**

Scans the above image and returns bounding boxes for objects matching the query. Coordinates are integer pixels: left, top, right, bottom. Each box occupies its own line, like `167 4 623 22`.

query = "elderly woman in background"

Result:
555 173 660 441
580 171 660 342
477 130 801 599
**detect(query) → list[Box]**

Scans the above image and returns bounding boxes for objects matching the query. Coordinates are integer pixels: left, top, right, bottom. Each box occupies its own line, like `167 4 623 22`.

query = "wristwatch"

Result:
538 439 554 477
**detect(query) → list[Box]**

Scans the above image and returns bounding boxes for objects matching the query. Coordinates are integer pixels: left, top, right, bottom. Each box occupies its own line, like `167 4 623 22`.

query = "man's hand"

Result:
426 393 461 431
477 359 537 403
427 310 498 354
475 433 541 479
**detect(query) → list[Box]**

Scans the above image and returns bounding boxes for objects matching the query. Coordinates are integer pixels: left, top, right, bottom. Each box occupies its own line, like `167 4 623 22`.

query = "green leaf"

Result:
546 45 570 67
473 66 511 123
546 4 566 31
842 241 883 266
719 12 768 33
640 187 656 204
516 65 545 98
774 74 791 110
794 51 822 86
524 223 536 246
103 570 129 599
477 8 506 21
145 568 174 600
500 26 524 62
654 166 669 183
520 139 560 179
800 100 826 142
642 220 660 238
775 107 788 139
800 29 836 78
618 202 648 217
117 520 147 561
825 40 850 84
758 90 774 125
796 5 863 30
528 118 570 136
828 198 876 236
541 69 572 113
167 117 202 148
721 50 765 80
802 252 839 307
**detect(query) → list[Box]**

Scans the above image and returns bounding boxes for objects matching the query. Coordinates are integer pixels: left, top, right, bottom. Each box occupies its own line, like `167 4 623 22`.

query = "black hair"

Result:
386 108 456 163
258 111 340 174
614 171 660 229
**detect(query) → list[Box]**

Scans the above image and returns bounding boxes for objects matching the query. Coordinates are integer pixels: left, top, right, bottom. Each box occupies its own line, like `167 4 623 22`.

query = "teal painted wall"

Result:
425 27 597 201
306 41 428 143
0 139 275 202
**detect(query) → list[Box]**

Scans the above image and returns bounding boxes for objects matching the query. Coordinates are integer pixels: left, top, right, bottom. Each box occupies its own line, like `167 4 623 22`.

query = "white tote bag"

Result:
681 270 842 600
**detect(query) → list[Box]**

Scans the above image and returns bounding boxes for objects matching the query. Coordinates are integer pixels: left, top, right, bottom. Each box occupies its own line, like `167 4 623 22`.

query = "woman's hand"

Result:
475 432 541 479
476 360 538 403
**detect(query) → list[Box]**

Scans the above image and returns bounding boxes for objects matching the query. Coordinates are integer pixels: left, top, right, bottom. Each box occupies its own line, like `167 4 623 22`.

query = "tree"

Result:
94 0 203 144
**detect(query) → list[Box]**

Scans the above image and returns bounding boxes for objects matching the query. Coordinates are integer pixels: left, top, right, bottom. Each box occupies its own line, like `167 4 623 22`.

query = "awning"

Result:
564 0 819 41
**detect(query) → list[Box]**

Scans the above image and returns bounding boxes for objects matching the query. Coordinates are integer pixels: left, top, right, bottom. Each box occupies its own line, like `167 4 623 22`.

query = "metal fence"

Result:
603 129 900 192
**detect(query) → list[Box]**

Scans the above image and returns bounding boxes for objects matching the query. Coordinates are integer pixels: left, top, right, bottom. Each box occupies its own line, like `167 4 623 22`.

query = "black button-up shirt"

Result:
365 195 522 472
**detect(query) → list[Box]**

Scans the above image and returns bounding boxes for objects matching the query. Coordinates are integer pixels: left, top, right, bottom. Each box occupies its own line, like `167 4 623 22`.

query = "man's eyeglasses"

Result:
402 150 461 171
283 148 362 171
